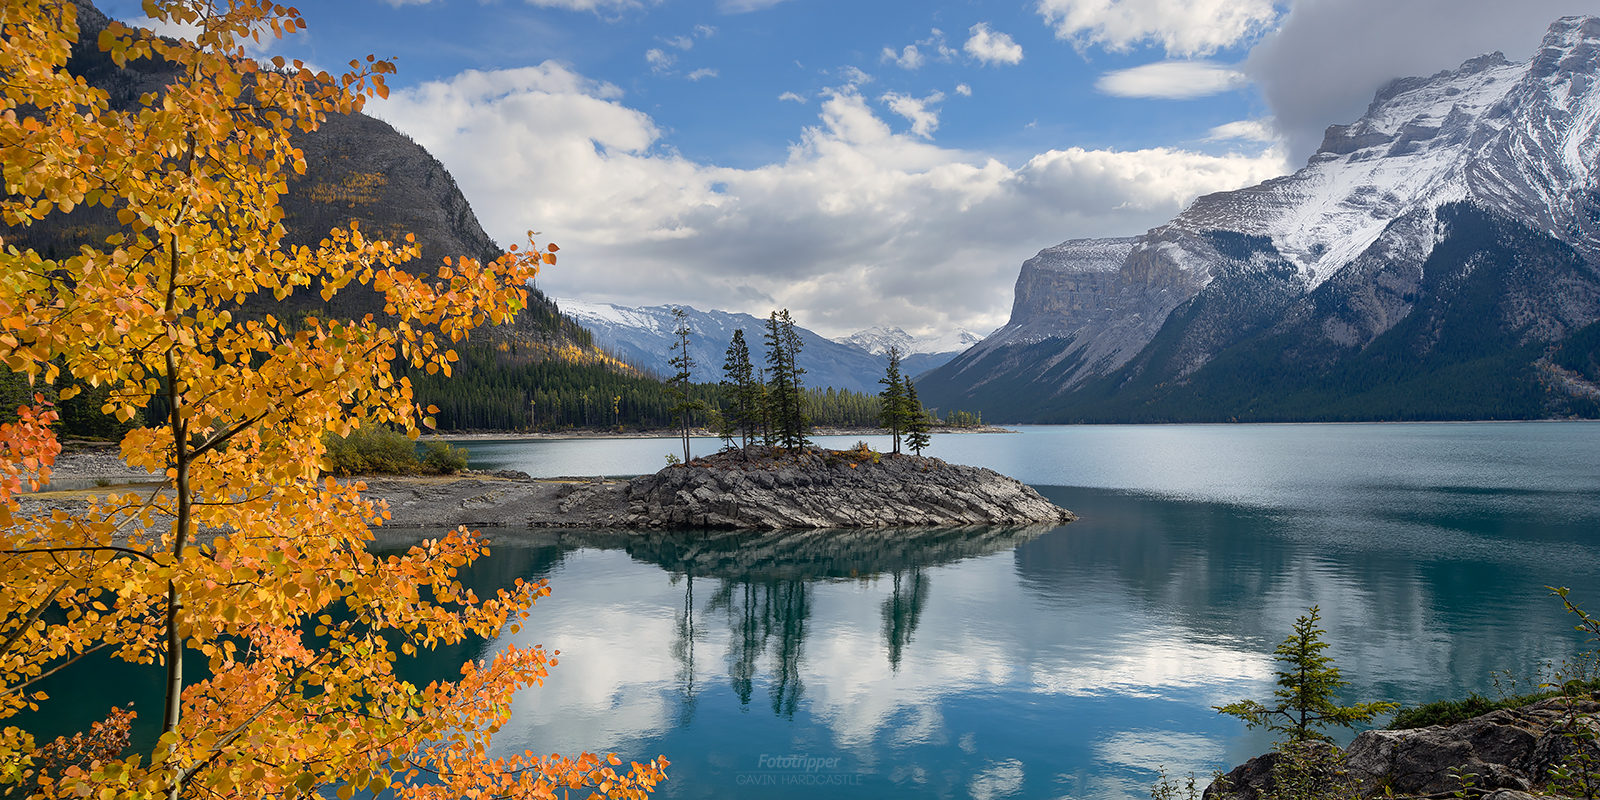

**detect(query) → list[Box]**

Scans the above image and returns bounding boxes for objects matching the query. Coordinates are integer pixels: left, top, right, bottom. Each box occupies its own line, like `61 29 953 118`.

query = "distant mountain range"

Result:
555 300 979 393
920 16 1600 423
833 326 983 376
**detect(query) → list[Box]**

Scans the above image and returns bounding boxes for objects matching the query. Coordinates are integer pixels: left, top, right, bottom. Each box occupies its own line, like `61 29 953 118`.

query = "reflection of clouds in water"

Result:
968 758 1024 800
1094 729 1225 778
491 570 700 758
1079 730 1225 800
1029 632 1269 701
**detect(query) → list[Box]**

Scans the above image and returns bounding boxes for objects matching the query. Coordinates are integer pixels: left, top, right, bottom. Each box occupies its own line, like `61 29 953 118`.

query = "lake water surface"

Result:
444 423 1600 800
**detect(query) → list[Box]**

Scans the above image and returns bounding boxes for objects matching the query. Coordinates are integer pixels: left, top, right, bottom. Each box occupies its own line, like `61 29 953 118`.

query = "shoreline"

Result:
423 425 1018 442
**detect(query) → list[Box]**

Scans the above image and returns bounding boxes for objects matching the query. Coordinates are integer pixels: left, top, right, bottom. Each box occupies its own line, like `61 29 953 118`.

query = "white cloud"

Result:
1037 0 1280 58
881 91 946 139
645 48 675 73
694 24 718 38
686 68 718 81
1206 119 1279 143
882 44 926 70
883 30 959 70
956 83 972 97
371 64 1289 336
839 66 874 86
717 0 792 11
517 0 651 10
1244 0 1593 163
779 91 807 103
965 23 1024 66
1096 60 1248 99
663 35 693 50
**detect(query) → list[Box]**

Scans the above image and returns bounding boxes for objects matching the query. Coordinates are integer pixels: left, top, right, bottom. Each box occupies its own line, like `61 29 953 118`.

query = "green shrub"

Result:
322 425 420 476
420 441 469 474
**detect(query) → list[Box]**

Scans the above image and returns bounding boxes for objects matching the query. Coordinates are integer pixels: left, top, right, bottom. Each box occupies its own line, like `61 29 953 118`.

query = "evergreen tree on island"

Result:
720 328 758 450
878 347 910 454
666 307 703 463
904 376 932 455
763 310 809 452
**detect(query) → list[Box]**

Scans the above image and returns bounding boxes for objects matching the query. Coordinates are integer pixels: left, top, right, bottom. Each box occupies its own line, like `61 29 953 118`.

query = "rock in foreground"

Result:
1205 695 1600 799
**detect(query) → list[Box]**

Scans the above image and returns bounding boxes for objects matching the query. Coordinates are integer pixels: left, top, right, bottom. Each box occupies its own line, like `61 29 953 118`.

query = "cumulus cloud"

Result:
880 91 946 139
371 64 1288 336
1245 0 1596 162
1206 119 1279 143
956 83 973 97
965 23 1024 66
883 29 959 70
694 24 718 38
778 91 807 103
663 35 693 50
645 48 675 73
839 66 874 86
1096 60 1248 98
1037 0 1279 57
882 44 926 70
686 68 718 81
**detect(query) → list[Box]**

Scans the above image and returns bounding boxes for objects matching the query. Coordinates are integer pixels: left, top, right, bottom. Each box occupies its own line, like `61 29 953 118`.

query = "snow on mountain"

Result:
554 299 893 394
834 326 984 356
920 16 1600 421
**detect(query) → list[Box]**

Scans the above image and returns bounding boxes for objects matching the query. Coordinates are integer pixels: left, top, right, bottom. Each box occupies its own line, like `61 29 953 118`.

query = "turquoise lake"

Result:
37 422 1600 799
438 423 1600 799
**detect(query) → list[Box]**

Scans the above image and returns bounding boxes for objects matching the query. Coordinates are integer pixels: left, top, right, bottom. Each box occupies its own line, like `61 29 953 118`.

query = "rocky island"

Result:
364 445 1074 530
28 443 1075 533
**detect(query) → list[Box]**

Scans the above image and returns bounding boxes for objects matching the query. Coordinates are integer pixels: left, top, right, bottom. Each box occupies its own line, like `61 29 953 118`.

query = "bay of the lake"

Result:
438 422 1600 800
33 422 1600 799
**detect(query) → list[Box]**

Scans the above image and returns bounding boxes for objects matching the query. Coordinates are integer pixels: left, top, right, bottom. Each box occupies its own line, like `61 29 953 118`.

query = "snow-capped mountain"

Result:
555 300 894 394
833 326 984 376
920 16 1600 422
834 326 983 356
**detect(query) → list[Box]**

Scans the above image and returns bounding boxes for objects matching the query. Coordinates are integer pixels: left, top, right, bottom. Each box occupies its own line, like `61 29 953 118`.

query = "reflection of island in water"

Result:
517 525 1052 717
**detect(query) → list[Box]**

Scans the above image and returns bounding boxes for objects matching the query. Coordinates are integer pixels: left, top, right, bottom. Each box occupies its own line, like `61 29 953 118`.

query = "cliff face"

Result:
6 2 591 351
919 17 1600 422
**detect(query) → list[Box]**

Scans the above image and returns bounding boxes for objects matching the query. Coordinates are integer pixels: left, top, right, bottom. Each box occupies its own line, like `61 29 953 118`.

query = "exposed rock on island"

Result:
27 446 1074 532
361 447 1074 530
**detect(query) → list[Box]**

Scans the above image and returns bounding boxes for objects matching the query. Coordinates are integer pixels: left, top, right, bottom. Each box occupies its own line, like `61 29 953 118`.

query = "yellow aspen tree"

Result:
0 2 667 798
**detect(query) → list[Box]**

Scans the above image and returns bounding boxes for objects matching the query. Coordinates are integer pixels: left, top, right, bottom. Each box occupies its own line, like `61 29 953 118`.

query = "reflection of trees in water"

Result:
706 578 810 718
530 525 1052 717
881 568 929 671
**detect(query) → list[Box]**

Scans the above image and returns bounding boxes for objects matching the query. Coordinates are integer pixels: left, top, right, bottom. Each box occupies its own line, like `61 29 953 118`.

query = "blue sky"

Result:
100 0 1598 338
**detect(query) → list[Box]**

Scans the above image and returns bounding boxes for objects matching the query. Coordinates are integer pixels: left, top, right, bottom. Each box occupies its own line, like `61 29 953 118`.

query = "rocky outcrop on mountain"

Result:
920 16 1600 423
1204 695 1600 799
5 2 592 351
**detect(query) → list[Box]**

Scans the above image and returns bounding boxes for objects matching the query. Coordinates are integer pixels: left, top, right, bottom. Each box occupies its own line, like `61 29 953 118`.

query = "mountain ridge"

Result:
919 15 1600 423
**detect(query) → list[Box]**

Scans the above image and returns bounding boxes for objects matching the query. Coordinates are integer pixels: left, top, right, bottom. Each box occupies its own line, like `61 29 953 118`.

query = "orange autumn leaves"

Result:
0 2 664 799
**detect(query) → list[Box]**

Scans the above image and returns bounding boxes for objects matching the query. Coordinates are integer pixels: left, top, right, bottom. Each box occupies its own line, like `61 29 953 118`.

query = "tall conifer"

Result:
763 310 809 452
904 376 932 455
666 307 702 462
878 347 908 454
721 328 757 449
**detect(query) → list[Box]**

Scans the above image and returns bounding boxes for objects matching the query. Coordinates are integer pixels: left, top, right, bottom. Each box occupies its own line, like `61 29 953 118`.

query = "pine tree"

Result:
904 376 932 455
666 307 702 462
878 346 908 454
763 310 809 452
1215 606 1398 742
721 328 757 450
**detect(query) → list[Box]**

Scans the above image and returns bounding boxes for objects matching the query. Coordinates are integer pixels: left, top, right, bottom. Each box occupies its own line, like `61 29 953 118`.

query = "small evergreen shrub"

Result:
322 426 420 476
420 441 469 474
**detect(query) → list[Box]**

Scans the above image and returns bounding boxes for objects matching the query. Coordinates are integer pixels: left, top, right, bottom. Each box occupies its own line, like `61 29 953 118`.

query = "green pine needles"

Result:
1216 606 1398 743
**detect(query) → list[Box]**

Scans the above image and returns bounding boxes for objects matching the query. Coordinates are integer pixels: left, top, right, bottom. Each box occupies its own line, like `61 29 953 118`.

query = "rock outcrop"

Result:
601 448 1075 530
1205 695 1600 799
